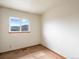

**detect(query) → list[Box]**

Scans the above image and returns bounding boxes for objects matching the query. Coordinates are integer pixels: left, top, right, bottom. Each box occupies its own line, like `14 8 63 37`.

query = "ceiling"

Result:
0 0 74 15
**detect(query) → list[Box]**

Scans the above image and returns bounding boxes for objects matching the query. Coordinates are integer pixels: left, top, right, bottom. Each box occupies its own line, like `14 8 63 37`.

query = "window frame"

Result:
9 17 30 33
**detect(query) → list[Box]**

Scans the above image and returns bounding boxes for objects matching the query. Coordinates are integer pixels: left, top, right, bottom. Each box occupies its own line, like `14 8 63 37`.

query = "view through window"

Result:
9 17 30 32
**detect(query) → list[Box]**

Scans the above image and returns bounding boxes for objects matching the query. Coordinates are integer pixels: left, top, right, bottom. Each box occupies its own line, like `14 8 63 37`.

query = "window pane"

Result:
21 25 29 31
10 17 21 32
21 19 30 32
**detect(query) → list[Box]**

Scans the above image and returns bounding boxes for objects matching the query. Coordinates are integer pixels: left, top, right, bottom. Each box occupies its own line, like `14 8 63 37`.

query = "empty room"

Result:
0 0 79 59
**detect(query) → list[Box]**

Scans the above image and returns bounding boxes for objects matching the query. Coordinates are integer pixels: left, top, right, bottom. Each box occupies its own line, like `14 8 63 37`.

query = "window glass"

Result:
9 17 30 32
21 19 30 32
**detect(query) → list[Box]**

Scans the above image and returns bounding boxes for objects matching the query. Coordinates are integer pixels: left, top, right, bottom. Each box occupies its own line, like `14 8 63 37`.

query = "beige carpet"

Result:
0 45 65 59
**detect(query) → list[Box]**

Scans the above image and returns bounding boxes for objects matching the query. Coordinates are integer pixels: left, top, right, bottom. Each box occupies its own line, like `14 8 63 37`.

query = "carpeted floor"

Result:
0 45 65 59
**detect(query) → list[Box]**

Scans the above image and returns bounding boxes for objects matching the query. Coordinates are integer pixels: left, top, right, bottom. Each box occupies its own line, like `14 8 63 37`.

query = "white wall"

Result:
0 7 1 38
0 7 41 53
42 1 79 59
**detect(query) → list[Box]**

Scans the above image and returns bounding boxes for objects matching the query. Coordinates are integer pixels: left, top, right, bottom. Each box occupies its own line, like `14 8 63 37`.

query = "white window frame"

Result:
9 17 30 33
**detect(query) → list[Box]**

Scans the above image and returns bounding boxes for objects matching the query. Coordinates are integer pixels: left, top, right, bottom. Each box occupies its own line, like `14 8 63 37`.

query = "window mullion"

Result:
20 20 21 32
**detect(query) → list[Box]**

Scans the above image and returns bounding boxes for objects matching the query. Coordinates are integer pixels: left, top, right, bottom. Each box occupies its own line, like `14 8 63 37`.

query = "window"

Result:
9 17 30 32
